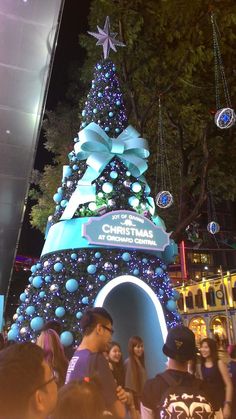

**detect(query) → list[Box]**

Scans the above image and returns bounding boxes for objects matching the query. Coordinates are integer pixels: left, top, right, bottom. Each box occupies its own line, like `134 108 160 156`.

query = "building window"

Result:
178 293 184 310
189 317 207 345
195 289 204 308
189 253 212 264
220 284 228 305
206 287 216 306
186 291 194 309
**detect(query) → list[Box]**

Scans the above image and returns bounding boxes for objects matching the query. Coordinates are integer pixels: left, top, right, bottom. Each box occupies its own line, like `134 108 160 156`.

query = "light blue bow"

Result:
60 122 150 220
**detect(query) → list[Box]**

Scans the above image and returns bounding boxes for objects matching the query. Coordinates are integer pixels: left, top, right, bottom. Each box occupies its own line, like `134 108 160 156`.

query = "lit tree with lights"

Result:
9 18 180 347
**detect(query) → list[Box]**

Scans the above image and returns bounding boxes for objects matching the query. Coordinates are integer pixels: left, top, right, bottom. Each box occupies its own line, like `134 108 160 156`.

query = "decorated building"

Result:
175 270 236 345
9 18 180 376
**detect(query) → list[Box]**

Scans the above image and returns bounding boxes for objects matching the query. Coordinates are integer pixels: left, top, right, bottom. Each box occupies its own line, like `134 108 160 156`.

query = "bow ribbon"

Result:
60 122 149 220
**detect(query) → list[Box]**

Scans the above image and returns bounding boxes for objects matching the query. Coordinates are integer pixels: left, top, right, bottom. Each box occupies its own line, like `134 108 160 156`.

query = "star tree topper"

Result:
88 16 125 59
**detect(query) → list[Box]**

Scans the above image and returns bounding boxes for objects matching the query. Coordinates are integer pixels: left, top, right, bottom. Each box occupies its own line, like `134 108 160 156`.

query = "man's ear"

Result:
96 323 103 335
30 390 45 414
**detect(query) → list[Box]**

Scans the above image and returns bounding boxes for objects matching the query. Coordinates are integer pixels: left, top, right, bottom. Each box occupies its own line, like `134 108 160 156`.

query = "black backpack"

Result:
158 370 215 419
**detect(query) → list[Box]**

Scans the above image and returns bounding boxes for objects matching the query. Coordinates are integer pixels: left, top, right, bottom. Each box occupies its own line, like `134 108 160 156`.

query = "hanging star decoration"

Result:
88 16 125 59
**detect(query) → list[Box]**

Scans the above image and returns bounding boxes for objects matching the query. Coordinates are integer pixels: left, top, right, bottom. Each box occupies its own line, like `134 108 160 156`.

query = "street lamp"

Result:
219 265 232 345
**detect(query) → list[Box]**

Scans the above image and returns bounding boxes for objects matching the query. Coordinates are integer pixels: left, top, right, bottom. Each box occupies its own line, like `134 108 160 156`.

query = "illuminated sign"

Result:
82 210 170 251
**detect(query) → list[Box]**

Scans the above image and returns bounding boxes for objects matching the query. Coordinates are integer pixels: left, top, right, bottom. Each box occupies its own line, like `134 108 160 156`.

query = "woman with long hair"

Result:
107 341 125 387
37 328 68 388
200 337 232 419
125 336 147 418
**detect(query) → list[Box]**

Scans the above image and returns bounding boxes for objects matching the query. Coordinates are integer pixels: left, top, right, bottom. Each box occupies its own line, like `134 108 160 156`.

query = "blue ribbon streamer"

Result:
60 122 150 220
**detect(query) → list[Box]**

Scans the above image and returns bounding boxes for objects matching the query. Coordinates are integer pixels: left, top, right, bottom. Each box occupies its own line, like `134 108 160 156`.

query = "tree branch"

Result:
171 126 209 242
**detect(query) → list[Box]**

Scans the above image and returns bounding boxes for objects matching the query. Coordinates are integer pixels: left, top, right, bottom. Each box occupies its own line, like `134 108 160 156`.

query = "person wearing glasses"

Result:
65 307 127 419
0 342 58 419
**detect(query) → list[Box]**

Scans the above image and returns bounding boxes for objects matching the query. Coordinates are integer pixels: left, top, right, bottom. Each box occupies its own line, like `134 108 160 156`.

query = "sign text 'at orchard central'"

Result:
82 210 170 252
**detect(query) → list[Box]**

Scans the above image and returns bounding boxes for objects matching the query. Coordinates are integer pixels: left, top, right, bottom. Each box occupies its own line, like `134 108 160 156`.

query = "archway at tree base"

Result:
95 275 168 378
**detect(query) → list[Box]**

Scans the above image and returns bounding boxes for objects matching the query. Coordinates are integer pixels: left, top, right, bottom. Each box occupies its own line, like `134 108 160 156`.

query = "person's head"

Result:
42 320 62 336
200 338 218 365
37 329 68 387
51 380 105 419
128 336 144 363
228 344 236 359
0 342 57 419
163 326 197 368
108 341 122 364
80 308 113 352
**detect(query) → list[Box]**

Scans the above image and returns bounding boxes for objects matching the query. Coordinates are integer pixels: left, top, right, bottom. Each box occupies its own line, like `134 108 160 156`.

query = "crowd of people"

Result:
0 307 236 419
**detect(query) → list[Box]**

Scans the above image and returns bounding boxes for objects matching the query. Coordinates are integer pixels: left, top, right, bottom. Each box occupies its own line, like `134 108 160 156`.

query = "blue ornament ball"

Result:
64 167 72 178
109 112 114 117
133 268 140 276
76 311 83 320
26 306 35 316
207 221 220 235
57 187 63 193
166 299 177 312
172 290 180 301
36 263 42 270
155 191 173 209
87 264 97 274
20 293 26 302
66 279 79 293
102 182 113 194
32 276 43 288
82 296 89 305
17 315 24 322
214 107 236 129
53 193 62 203
71 253 77 260
30 316 44 331
142 258 148 264
55 307 66 318
155 267 164 276
110 171 118 179
39 291 45 298
45 275 52 283
99 275 106 282
54 262 63 272
158 289 164 296
60 331 74 347
131 182 142 193
8 328 19 341
95 252 101 259
60 199 68 208
31 265 37 273
116 100 121 106
11 323 19 330
122 252 131 262
128 196 139 208
28 276 33 283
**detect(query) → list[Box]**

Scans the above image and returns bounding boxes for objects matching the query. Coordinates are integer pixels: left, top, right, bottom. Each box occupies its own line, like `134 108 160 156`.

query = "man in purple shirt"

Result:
66 307 127 418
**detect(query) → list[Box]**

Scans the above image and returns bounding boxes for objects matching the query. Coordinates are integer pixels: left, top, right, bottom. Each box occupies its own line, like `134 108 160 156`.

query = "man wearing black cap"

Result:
141 325 213 419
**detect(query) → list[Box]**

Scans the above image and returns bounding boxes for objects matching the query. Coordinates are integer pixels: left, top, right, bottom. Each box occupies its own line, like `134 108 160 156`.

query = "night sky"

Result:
18 0 91 257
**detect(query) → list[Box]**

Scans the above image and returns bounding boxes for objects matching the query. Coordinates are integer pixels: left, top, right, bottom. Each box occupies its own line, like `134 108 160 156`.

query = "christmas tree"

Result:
9 18 180 370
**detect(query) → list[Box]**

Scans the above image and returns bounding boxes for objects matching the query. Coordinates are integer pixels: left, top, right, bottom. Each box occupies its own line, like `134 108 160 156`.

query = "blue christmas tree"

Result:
9 18 180 348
